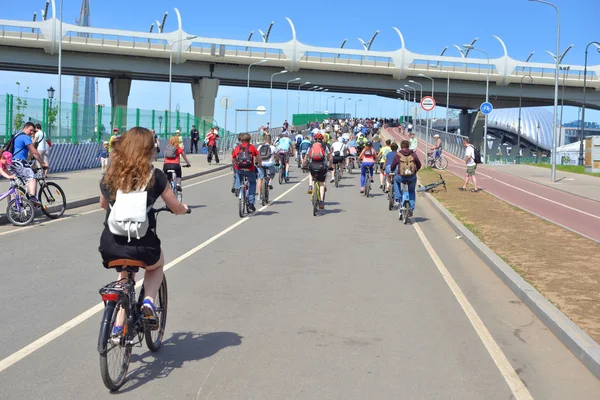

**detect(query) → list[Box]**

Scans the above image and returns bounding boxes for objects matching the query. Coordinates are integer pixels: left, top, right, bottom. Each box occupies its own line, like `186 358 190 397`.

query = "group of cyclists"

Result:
228 118 421 213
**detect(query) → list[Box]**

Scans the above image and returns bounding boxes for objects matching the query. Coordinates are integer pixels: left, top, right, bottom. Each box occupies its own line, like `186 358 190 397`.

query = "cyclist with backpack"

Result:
461 138 480 192
358 141 379 194
303 132 330 209
4 121 46 205
232 133 261 213
162 135 191 192
329 136 348 183
99 127 188 328
390 140 421 214
256 135 277 204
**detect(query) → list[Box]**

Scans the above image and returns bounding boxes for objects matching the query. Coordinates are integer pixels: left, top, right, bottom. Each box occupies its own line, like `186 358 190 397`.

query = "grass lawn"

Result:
526 163 600 178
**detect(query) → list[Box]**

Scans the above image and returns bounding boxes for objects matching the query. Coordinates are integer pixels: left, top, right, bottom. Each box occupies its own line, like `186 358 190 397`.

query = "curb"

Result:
424 191 600 380
0 164 231 225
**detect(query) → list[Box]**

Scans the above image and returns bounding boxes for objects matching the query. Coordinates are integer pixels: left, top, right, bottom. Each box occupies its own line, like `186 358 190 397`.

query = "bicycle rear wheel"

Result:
145 276 168 351
176 189 183 203
334 167 339 188
279 167 284 185
402 201 410 224
435 157 448 170
312 183 319 216
38 182 67 219
262 179 268 206
238 185 247 218
99 296 132 391
365 179 370 198
6 198 35 226
388 187 394 211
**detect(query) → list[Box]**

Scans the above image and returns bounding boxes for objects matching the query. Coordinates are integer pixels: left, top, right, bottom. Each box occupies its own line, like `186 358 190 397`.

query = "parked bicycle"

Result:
0 180 35 226
165 164 190 203
427 152 449 170
97 206 191 391
17 167 66 219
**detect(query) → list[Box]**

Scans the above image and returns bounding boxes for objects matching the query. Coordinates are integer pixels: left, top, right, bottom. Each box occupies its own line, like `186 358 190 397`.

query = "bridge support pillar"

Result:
109 77 132 132
459 109 483 149
191 78 220 123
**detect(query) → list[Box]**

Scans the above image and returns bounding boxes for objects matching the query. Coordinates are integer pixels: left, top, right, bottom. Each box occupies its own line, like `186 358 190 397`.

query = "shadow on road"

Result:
271 200 292 205
322 208 344 215
411 216 429 223
118 331 243 393
255 210 279 216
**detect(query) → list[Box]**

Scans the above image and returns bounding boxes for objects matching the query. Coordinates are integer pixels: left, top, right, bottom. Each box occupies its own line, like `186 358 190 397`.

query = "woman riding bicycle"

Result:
99 127 188 329
163 135 191 192
358 141 379 194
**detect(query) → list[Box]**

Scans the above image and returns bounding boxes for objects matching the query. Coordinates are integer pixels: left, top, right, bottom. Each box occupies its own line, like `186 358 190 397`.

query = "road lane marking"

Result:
0 175 307 373
412 221 533 400
0 173 232 237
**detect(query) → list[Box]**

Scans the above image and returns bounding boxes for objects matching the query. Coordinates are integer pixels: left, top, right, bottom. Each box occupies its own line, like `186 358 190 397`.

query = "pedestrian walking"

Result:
206 127 220 165
97 141 109 174
461 138 479 192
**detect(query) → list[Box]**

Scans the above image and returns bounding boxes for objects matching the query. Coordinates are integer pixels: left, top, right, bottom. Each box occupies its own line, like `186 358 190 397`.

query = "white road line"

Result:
0 173 232 237
0 175 307 373
412 221 533 400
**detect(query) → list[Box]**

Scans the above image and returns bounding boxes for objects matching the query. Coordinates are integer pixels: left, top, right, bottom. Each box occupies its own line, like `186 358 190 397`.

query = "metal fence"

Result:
1 92 220 144
414 124 467 160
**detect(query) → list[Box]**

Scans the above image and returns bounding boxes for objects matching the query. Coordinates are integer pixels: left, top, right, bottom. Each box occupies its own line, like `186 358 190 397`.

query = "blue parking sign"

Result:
480 101 493 115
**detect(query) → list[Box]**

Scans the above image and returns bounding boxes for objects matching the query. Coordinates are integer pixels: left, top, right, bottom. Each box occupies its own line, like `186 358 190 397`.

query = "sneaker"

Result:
176 185 182 192
256 196 262 204
330 178 335 183
269 184 273 190
370 178 374 183
234 188 240 197
307 186 313 195
141 299 159 330
360 188 364 194
112 325 124 336
380 185 384 189
319 202 325 210
231 187 235 194
248 204 256 213
29 196 41 206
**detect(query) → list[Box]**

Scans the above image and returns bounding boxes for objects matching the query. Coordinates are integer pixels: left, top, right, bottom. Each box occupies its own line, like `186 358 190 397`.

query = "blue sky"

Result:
1 0 599 131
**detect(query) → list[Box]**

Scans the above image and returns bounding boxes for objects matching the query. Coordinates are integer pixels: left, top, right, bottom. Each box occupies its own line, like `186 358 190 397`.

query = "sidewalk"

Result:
0 154 231 225
384 127 600 242
486 164 600 203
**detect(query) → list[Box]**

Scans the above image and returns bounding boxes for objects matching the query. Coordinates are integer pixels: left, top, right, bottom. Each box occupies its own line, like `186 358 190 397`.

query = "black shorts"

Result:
99 228 162 269
332 155 345 164
309 162 327 182
163 163 182 179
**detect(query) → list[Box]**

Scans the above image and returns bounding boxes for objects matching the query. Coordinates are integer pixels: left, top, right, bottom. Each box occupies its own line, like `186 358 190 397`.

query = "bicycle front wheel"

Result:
99 296 132 391
145 276 168 351
435 157 448 170
6 198 35 226
39 182 66 219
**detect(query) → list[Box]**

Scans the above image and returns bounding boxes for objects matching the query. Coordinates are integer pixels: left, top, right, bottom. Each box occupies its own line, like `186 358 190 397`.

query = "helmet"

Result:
366 141 373 146
314 132 324 140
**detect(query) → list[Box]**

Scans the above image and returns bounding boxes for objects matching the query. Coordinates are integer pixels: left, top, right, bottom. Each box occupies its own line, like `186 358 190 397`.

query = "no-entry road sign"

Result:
420 96 436 112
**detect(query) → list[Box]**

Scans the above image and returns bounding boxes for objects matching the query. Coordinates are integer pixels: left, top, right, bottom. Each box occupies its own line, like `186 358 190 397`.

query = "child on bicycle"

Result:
0 151 16 180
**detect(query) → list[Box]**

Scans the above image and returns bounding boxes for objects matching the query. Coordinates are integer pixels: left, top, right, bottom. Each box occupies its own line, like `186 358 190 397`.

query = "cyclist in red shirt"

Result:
231 133 261 213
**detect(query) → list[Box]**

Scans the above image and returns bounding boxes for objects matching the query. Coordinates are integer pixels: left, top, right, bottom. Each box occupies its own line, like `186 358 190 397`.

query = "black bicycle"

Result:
260 166 270 206
334 163 342 188
97 206 191 391
17 167 66 219
417 174 447 193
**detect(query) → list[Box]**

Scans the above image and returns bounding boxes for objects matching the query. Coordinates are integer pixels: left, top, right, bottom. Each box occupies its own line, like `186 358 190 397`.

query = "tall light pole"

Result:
319 89 329 112
559 66 569 146
313 87 323 112
419 74 435 157
297 82 311 114
169 35 198 134
397 90 408 123
529 0 560 181
579 42 600 166
306 86 319 113
404 85 417 124
343 98 352 117
517 75 534 164
354 99 362 118
445 72 450 133
334 97 342 115
57 0 63 139
326 95 335 113
246 59 268 133
47 86 55 139
409 80 423 126
286 77 301 122
270 70 288 130
463 44 490 163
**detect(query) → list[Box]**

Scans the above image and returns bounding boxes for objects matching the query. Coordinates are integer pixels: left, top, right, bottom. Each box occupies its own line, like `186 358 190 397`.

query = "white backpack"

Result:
107 169 154 242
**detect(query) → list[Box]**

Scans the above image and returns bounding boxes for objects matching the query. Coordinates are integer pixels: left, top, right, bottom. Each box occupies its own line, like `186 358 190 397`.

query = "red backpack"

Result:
309 142 326 162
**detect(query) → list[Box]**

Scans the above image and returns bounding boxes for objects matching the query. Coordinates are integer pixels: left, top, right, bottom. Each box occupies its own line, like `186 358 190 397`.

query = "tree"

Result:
13 82 29 131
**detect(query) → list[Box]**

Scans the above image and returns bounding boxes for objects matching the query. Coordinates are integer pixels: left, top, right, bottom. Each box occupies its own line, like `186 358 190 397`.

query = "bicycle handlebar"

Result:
154 206 192 215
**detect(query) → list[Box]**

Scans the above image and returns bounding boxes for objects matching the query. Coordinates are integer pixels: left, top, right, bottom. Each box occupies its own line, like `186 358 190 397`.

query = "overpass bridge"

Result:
1 3 599 127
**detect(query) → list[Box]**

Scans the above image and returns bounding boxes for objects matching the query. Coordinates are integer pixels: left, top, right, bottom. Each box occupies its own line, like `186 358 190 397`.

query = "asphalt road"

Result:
0 166 598 399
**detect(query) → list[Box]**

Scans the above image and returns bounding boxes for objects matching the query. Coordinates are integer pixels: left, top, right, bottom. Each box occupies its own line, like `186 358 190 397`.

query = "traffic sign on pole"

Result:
480 101 493 115
420 96 436 112
256 106 267 115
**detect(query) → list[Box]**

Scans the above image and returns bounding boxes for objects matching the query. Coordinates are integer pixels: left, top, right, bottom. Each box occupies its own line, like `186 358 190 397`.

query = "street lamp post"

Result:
270 70 288 131
517 75 534 164
313 87 323 112
326 95 335 113
529 0 560 182
246 59 268 133
579 41 600 166
47 86 55 139
463 44 490 164
297 82 311 114
354 99 362 118
286 77 301 122
559 66 569 147
409 80 423 126
419 74 435 156
334 97 342 115
169 35 199 134
307 86 319 113
445 72 450 133
319 89 329 112
158 115 163 135
57 0 63 141
343 98 352 117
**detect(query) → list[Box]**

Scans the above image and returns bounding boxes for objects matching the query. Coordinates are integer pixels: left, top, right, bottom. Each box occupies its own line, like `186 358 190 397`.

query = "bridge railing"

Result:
414 124 467 160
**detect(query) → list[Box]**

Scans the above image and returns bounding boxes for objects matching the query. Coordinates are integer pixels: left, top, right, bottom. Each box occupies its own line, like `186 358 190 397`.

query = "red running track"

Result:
385 127 600 242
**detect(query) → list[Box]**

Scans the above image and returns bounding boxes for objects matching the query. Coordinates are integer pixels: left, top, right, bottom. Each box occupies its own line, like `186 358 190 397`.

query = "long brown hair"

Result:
103 127 155 199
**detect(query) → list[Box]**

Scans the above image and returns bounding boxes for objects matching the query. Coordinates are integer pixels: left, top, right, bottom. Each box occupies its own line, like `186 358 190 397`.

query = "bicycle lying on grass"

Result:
417 174 447 193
